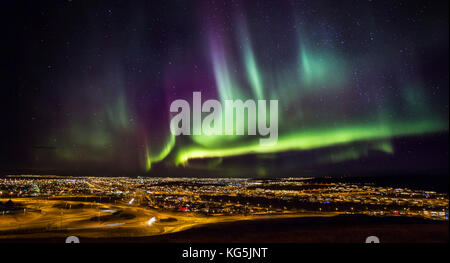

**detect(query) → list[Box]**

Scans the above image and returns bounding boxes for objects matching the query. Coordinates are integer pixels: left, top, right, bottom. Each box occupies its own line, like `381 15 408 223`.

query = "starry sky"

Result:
1 0 448 176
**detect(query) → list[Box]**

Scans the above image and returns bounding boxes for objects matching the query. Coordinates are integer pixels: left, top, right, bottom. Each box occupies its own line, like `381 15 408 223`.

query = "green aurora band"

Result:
175 120 447 166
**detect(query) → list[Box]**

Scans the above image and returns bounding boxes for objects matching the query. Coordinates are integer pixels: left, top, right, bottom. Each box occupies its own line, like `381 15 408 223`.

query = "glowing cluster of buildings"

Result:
0 175 448 220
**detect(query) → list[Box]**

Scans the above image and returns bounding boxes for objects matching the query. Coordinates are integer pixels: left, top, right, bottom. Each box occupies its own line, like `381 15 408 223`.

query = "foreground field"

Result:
0 197 339 240
1 214 448 243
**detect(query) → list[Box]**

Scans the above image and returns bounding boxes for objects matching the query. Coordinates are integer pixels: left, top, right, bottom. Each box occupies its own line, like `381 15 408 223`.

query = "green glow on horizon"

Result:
318 140 393 164
175 119 447 166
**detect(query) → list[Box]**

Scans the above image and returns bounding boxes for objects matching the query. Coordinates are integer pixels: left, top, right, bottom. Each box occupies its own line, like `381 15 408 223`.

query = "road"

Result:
0 197 341 239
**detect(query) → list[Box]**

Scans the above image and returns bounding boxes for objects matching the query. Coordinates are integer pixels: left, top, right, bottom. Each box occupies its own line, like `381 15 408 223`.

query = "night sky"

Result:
1 0 448 176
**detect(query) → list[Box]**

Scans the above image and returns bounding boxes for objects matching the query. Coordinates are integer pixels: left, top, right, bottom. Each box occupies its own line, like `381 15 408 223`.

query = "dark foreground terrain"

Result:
2 215 448 243
110 215 449 243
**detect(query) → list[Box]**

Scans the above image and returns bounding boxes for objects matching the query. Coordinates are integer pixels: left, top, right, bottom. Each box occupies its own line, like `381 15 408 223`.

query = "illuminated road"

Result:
0 197 341 239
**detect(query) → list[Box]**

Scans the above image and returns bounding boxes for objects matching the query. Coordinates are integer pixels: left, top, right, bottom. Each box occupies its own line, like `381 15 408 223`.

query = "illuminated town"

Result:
0 175 447 240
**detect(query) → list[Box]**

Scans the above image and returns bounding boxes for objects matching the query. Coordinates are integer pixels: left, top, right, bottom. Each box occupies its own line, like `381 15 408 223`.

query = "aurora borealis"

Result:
2 0 448 175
